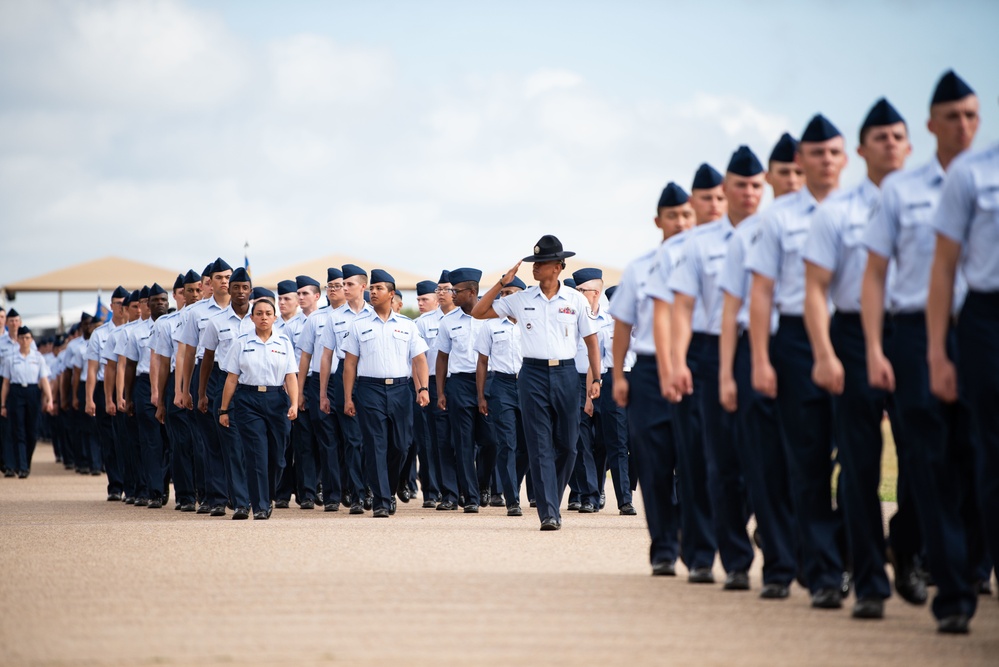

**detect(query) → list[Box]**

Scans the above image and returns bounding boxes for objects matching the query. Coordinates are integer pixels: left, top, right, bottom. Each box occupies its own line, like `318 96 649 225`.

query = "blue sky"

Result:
1 0 997 324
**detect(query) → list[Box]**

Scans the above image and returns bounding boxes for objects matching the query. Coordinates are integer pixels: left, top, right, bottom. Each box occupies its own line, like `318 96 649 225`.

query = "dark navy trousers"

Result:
672 338 716 571
830 313 891 601
696 333 755 575
294 375 321 504
518 360 579 524
192 361 227 508
570 373 601 507
888 312 979 620
93 382 124 496
332 366 365 500
486 373 523 508
232 386 290 513
134 375 168 500
162 375 196 506
355 379 413 512
598 371 632 508
733 334 797 585
208 364 249 510
444 372 489 507
772 316 843 593
628 357 680 566
427 378 450 503
6 384 40 473
959 291 999 573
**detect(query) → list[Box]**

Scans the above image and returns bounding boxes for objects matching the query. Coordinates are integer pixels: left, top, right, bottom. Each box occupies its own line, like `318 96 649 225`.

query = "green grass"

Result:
879 417 899 503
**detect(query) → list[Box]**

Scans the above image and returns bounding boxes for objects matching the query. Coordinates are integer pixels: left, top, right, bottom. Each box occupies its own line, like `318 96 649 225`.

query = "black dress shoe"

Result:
341 494 351 508
390 499 397 515
147 499 163 509
324 503 339 512
179 503 196 512
840 571 853 597
362 495 373 511
174 503 181 510
723 571 750 590
599 492 606 510
422 499 437 508
252 509 270 520
811 588 843 609
974 579 993 595
507 505 523 517
124 497 136 505
107 493 122 502
372 508 390 518
619 503 637 516
688 567 715 584
300 499 315 510
852 597 885 619
274 499 290 509
652 561 677 576
195 502 210 513
540 518 560 531
210 505 227 517
464 504 479 513
436 500 457 511
232 507 250 520
895 568 928 605
760 583 790 599
398 488 411 503
17 471 29 479
3 470 15 478
349 502 365 515
937 614 970 634
529 499 537 508
567 501 582 511
489 494 505 507
578 502 596 514
135 498 149 507
90 469 101 476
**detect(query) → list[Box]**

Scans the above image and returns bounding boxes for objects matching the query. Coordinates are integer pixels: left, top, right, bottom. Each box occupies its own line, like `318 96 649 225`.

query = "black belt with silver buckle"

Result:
522 358 573 368
357 376 409 386
237 385 282 393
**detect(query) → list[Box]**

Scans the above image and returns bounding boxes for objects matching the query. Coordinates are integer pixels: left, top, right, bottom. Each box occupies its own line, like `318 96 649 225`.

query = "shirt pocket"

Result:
976 187 999 228
898 205 934 257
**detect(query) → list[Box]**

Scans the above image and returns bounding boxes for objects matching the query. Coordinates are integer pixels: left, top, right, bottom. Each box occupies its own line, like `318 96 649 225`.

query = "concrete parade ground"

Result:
1 443 996 667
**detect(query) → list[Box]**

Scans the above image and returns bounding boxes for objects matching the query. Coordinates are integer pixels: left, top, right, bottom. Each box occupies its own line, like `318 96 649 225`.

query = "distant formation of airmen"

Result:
1 69 996 635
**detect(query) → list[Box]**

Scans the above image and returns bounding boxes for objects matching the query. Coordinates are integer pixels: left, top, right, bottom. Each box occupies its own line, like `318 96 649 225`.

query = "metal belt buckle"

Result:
257 386 267 393
385 378 394 385
548 359 558 367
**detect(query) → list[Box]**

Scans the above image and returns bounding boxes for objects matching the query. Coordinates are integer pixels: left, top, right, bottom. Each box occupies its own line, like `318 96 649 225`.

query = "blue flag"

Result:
95 291 111 323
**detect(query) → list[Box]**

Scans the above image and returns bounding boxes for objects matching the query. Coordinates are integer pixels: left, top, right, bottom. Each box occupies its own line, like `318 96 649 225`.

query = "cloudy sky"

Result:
1 0 997 321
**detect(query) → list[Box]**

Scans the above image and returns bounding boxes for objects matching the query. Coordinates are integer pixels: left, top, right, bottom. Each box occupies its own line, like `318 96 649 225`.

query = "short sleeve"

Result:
123 331 141 363
746 215 781 280
200 319 220 352
284 340 298 376
607 262 639 325
669 237 702 298
340 323 360 357
473 322 493 357
932 162 976 244
863 185 899 259
221 340 242 376
320 317 338 352
802 206 842 272
719 230 747 299
491 292 516 319
436 319 453 354
409 325 429 359
645 245 675 305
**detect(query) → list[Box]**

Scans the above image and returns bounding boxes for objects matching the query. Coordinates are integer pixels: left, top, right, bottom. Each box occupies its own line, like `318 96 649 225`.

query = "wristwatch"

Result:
218 409 229 415
591 379 602 386
418 387 429 393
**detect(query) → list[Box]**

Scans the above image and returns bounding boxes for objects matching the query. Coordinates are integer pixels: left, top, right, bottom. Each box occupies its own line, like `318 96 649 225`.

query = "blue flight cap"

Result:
769 133 798 163
148 283 167 296
5 308 17 318
296 275 320 290
252 287 275 301
342 264 366 280
931 70 974 106
416 280 438 296
183 269 202 285
503 276 527 290
571 268 602 285
230 267 250 283
171 274 184 291
657 182 689 209
801 114 842 142
860 98 906 142
448 268 482 285
563 278 576 289
692 163 723 190
128 290 140 303
370 269 395 285
605 285 618 301
111 286 129 299
69 323 79 335
727 146 764 177
363 290 370 303
80 312 93 322
121 293 131 307
17 326 30 337
327 267 343 282
277 280 297 295
210 257 232 275
139 285 150 300
438 270 451 284
201 263 213 278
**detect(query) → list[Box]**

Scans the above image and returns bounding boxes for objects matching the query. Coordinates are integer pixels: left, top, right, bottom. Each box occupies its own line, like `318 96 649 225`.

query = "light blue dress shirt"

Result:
340 313 429 379
669 216 736 335
222 331 298 386
2 350 49 385
473 318 523 374
491 283 597 361
417 308 445 377
437 308 487 374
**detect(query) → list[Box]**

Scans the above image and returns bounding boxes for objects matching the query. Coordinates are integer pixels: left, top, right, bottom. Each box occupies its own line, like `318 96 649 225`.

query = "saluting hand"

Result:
501 261 522 288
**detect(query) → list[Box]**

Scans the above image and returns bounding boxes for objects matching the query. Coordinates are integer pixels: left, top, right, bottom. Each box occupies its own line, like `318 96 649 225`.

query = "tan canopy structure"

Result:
482 257 624 289
253 254 429 291
2 256 180 333
2 256 179 295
